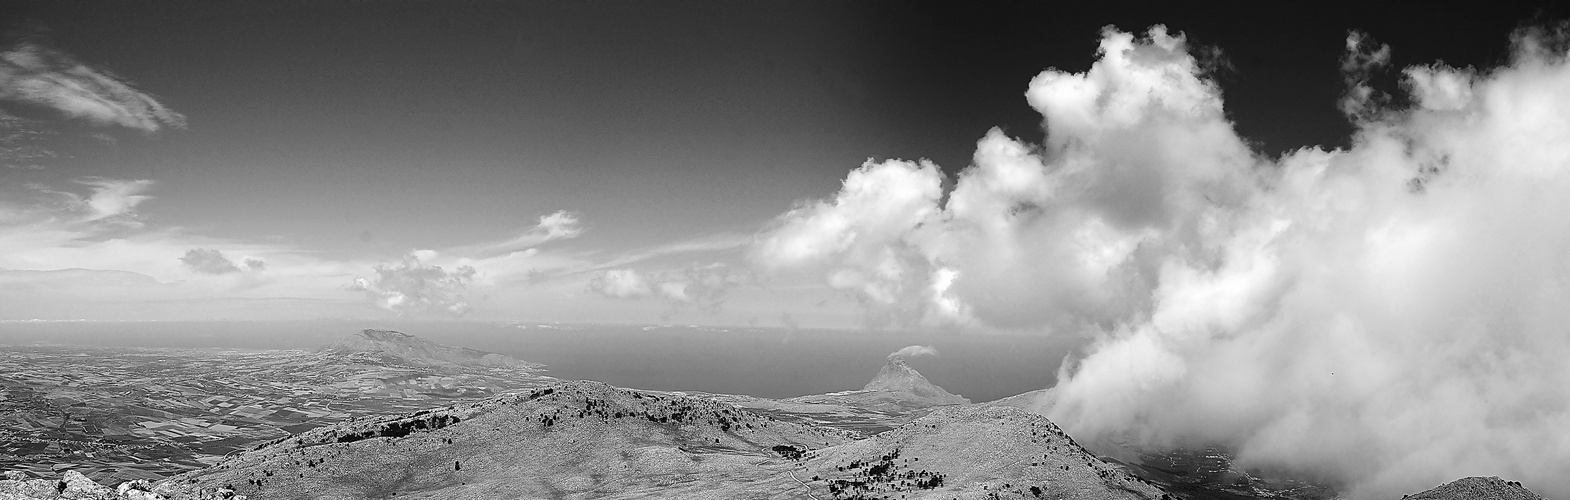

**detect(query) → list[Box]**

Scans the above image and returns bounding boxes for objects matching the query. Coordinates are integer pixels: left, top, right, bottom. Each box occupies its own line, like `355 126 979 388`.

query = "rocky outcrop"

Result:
1402 476 1547 500
0 471 240 500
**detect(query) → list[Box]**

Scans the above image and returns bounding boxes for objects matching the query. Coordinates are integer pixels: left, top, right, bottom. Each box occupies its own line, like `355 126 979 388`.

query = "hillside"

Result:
151 380 857 499
139 382 1183 500
800 404 1168 500
743 357 970 435
3 378 1556 500
1403 476 1547 500
319 329 538 370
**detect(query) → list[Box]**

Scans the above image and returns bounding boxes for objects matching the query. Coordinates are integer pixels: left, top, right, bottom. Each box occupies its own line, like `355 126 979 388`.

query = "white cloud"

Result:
456 209 585 256
180 248 241 274
536 210 583 240
587 268 653 298
1340 31 1394 119
887 345 937 360
350 254 477 317
588 264 747 313
179 248 266 275
0 41 185 132
754 25 1570 499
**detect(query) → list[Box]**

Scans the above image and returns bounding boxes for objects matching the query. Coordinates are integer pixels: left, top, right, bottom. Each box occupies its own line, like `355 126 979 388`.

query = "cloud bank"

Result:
0 41 185 132
754 25 1570 499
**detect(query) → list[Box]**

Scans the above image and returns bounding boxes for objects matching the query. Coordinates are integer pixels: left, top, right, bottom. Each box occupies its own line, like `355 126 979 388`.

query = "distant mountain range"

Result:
0 330 1550 500
319 329 538 370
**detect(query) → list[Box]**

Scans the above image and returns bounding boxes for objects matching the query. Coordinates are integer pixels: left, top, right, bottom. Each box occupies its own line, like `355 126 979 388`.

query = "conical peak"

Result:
862 356 969 404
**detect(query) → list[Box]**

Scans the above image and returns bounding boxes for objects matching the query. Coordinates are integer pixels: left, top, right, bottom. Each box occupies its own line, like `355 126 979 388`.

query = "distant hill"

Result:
715 355 973 435
1404 476 1547 500
319 329 537 370
803 404 1168 500
861 357 970 405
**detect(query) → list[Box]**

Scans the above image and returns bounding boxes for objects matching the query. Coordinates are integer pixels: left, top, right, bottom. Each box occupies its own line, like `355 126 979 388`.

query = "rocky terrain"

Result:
1403 476 1548 500
0 331 1554 500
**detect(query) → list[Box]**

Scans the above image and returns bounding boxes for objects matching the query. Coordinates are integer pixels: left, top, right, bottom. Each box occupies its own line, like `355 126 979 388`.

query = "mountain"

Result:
142 381 1174 500
1404 476 1547 500
861 357 971 405
319 329 537 369
2 374 1554 500
152 380 858 499
801 404 1168 500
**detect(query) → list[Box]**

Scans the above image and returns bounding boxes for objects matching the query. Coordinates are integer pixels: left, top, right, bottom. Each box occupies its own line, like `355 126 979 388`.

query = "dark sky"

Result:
5 1 1564 250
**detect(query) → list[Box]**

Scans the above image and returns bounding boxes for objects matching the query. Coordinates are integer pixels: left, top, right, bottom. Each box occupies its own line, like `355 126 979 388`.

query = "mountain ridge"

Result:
318 329 537 369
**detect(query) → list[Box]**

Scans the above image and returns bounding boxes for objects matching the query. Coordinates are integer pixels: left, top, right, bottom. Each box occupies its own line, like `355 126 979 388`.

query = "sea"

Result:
0 319 1085 403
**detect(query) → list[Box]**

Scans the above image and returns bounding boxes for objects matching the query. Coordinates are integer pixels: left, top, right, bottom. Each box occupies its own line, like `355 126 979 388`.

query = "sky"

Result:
8 1 1570 497
4 0 1564 327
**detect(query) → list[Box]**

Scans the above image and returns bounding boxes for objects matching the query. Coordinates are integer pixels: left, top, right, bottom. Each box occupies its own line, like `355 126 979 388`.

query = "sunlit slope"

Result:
156 381 855 499
152 380 1181 500
799 404 1168 500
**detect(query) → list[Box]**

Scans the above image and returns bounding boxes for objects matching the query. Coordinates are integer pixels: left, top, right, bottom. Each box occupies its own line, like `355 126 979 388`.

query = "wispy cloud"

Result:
0 41 185 132
887 345 937 360
458 210 584 256
75 177 154 223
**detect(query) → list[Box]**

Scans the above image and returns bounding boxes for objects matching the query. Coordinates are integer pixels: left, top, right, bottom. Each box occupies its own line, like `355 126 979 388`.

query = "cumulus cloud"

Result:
754 25 1570 499
755 26 1249 330
1339 31 1394 119
350 254 477 317
536 210 583 240
180 248 240 274
588 264 745 312
179 248 266 275
0 41 185 132
886 345 937 360
587 268 652 298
